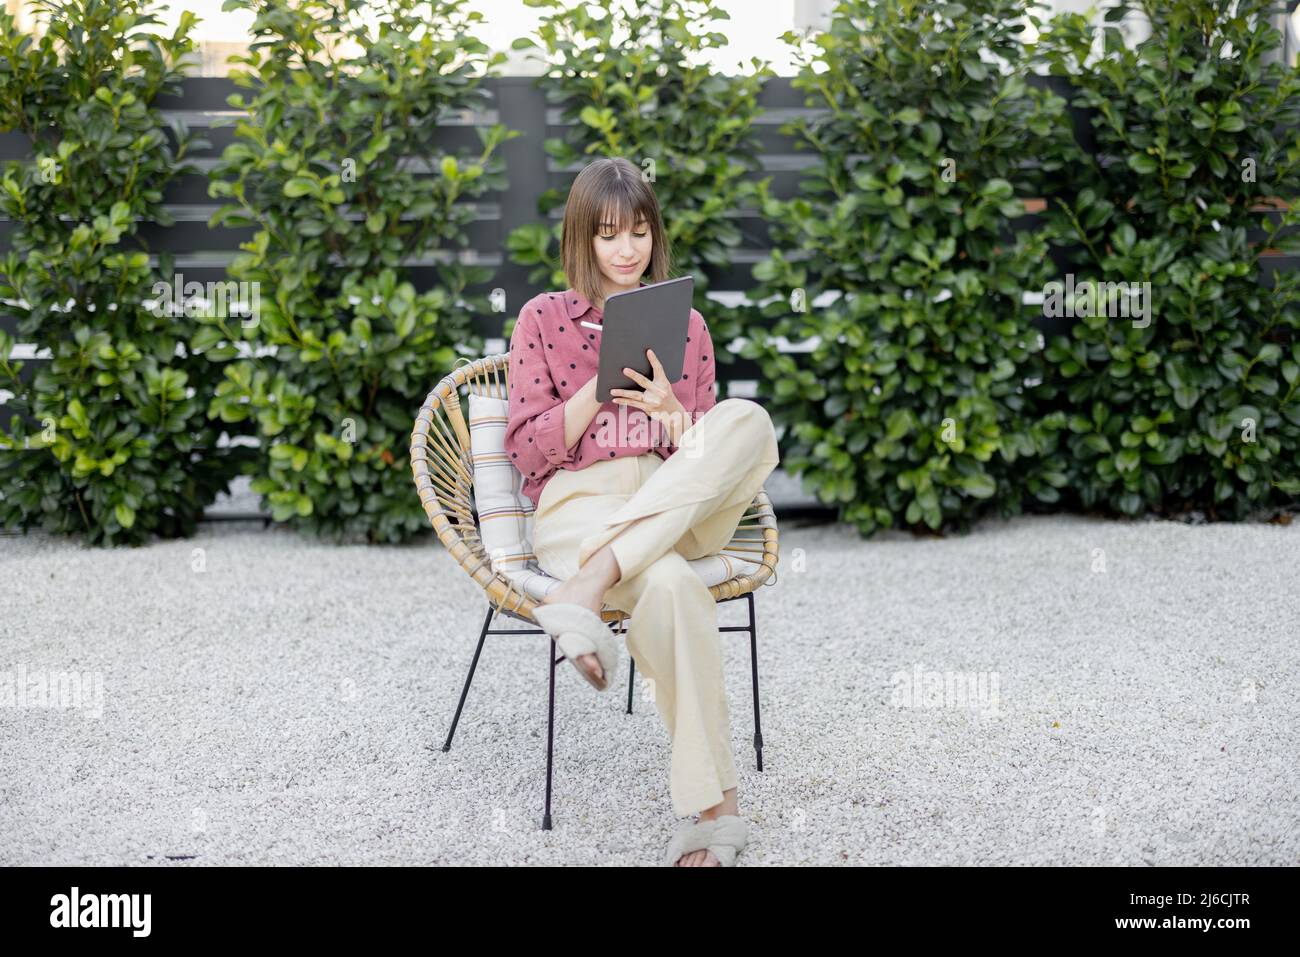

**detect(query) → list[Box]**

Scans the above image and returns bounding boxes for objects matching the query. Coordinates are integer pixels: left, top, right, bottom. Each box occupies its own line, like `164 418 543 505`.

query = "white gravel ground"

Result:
1 509 1296 866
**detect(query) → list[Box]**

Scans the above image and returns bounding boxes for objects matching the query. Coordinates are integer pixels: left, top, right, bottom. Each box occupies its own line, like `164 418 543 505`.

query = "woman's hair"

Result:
560 157 672 306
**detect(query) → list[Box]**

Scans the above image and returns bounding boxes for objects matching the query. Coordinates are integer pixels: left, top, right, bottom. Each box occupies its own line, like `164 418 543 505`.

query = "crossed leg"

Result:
574 398 781 585
538 398 779 685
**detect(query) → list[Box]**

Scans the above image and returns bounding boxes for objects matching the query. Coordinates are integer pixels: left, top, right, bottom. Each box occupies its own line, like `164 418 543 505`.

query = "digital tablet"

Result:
593 275 694 404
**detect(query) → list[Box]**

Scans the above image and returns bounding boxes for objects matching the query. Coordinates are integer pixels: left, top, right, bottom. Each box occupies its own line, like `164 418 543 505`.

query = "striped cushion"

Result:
467 391 762 602
467 391 557 601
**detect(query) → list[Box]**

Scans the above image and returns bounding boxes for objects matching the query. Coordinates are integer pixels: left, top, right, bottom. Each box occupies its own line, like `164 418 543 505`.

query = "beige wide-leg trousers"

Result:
531 398 780 818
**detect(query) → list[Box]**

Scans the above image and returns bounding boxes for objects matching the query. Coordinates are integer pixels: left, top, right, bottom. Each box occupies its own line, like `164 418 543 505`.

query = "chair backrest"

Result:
411 355 520 609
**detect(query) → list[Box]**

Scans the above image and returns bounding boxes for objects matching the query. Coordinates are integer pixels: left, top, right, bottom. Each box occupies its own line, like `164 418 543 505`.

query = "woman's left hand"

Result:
612 348 687 432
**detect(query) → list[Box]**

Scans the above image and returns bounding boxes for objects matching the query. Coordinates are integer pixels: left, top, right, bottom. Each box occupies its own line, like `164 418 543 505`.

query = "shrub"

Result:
744 0 1075 534
1037 0 1300 517
204 0 518 542
0 0 245 545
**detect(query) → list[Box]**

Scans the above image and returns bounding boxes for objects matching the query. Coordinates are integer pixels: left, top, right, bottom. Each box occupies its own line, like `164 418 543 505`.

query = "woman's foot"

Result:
540 546 621 686
673 789 740 867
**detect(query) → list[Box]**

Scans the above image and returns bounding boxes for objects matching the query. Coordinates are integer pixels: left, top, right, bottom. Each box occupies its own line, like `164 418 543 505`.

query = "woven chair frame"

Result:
409 353 780 626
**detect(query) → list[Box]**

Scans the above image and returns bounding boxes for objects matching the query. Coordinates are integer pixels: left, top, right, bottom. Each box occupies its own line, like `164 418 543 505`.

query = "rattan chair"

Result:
409 353 780 830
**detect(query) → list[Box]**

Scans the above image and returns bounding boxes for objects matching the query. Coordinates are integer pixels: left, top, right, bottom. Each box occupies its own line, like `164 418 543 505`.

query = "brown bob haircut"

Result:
560 157 673 308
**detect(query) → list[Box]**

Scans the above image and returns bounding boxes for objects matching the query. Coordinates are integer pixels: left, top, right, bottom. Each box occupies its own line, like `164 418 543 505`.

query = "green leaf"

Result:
283 177 316 198
981 178 1013 201
1127 153 1158 175
959 472 997 499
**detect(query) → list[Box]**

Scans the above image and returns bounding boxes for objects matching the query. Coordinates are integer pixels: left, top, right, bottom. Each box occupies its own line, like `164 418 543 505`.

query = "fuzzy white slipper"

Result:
533 602 619 692
663 814 749 867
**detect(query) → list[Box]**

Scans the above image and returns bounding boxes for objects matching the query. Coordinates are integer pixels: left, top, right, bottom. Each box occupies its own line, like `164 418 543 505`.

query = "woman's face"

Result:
593 212 652 301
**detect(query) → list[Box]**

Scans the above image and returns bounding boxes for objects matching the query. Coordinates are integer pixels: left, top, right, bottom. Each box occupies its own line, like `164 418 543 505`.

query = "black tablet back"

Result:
594 275 694 403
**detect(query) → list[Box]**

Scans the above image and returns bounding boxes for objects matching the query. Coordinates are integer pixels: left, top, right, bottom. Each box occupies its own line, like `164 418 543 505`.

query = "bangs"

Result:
596 190 651 234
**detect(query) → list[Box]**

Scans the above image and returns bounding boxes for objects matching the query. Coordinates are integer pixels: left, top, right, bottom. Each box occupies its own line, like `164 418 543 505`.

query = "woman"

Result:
503 157 780 867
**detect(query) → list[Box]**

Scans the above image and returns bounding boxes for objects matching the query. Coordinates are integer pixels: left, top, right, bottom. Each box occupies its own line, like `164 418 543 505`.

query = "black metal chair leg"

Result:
626 652 636 714
746 591 764 772
442 604 493 752
543 639 557 831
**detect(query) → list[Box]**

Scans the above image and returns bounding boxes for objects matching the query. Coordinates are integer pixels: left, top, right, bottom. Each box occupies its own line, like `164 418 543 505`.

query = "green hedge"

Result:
1037 0 1300 516
743 0 1077 534
0 0 246 545
743 0 1298 534
2 0 1296 546
202 0 517 543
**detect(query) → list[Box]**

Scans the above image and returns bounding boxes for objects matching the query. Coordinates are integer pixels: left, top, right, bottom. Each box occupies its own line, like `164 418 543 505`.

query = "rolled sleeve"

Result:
535 404 575 466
